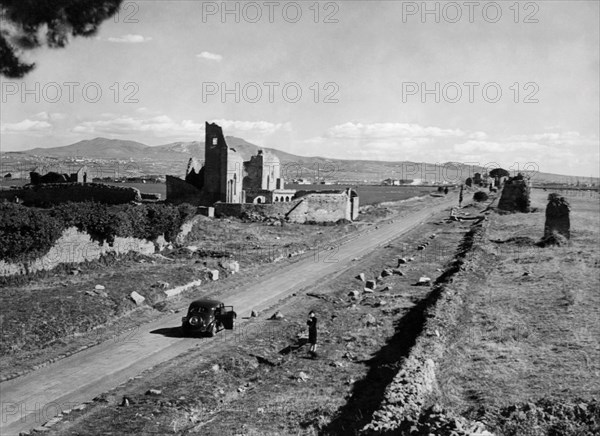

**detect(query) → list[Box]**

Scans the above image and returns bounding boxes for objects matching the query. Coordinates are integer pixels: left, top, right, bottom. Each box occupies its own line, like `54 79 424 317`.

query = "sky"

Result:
1 0 599 177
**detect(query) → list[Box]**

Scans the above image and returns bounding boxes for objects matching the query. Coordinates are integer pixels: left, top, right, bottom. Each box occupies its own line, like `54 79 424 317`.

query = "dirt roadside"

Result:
35 194 473 436
1 195 460 436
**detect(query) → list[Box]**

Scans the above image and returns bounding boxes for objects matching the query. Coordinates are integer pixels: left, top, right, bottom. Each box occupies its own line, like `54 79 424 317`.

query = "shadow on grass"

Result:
321 225 481 435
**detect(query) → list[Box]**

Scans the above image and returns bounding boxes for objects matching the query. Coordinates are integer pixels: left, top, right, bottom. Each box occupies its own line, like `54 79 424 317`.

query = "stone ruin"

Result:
30 165 88 185
544 193 570 240
167 122 293 206
166 122 359 223
498 174 531 213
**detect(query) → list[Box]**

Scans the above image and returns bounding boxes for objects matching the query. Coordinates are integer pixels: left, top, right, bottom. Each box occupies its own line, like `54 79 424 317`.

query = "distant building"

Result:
29 165 88 185
167 122 359 223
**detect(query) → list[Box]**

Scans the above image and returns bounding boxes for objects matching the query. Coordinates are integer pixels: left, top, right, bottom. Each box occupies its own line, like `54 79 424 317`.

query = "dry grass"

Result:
436 190 600 425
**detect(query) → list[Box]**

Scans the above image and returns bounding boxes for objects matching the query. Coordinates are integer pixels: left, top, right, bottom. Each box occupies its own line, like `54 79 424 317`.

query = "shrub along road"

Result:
0 196 457 436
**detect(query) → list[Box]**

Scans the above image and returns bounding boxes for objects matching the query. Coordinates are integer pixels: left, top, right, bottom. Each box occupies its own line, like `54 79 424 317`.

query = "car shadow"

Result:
150 327 186 338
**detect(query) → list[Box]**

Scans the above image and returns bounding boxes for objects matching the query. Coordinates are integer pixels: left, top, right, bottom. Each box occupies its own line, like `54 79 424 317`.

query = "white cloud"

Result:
324 122 465 140
211 119 291 135
196 51 223 62
107 34 152 43
1 119 52 133
34 112 66 121
72 115 203 137
69 116 290 143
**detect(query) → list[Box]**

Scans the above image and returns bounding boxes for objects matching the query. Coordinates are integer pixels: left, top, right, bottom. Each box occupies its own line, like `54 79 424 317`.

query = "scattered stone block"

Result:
348 290 360 298
185 245 199 253
365 280 376 289
269 311 284 320
363 313 377 327
381 269 392 277
356 273 366 282
298 371 309 382
378 300 387 307
120 397 131 407
391 269 404 276
251 310 258 317
363 288 374 294
95 285 105 291
145 389 162 396
220 260 240 274
85 290 96 296
398 258 408 264
417 277 431 286
209 270 219 281
130 291 145 305
153 281 170 289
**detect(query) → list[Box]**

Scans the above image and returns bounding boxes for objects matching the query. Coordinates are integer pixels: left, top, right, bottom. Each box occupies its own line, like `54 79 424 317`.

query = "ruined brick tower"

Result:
204 122 244 204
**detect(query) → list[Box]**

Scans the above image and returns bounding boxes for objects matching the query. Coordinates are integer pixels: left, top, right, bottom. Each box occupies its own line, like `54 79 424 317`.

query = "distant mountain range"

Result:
2 137 596 185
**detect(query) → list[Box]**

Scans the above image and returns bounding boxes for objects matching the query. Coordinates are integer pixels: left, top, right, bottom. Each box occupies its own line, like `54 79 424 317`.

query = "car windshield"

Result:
189 305 213 314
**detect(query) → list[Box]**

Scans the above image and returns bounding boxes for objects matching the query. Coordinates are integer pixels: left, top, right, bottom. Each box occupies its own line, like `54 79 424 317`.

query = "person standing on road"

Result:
307 311 318 357
459 185 464 208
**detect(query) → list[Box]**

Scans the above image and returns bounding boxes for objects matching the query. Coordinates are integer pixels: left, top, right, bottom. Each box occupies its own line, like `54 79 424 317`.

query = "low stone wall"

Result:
0 182 141 206
214 192 353 223
0 227 155 277
214 202 293 220
287 192 351 223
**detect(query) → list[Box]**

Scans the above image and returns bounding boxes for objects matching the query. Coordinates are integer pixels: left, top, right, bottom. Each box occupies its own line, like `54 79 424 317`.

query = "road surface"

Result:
1 197 455 435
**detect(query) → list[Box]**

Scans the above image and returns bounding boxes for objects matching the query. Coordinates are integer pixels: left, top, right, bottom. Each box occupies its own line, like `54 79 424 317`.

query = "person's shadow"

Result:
279 337 308 355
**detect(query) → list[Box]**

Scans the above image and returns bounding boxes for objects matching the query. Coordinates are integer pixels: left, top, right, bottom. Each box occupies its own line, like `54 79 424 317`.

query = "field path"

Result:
1 197 455 435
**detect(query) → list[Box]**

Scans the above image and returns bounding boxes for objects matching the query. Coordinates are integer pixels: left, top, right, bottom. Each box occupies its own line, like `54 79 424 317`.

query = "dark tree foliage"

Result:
473 191 489 202
0 0 123 78
489 168 510 179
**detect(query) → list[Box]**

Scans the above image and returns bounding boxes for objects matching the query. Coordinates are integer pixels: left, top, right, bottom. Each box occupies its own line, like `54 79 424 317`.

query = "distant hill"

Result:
26 138 149 159
2 137 597 185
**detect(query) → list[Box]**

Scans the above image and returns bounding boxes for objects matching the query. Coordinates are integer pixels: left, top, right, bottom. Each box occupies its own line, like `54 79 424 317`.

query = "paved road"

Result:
1 197 455 435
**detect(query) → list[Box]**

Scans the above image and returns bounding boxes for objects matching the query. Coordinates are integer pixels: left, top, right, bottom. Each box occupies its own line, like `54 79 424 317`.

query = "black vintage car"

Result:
181 299 236 336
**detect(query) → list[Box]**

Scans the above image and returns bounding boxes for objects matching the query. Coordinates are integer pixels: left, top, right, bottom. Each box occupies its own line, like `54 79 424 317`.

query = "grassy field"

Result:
436 189 600 434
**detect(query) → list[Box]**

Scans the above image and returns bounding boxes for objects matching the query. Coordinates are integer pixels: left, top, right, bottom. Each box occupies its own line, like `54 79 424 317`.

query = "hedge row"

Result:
0 202 196 263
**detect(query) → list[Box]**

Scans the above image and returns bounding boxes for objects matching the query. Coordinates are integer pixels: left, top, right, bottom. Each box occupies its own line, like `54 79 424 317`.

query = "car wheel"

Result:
208 324 215 337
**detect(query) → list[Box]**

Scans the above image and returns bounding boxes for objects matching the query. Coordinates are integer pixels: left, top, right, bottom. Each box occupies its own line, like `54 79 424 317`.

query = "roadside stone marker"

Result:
130 291 145 305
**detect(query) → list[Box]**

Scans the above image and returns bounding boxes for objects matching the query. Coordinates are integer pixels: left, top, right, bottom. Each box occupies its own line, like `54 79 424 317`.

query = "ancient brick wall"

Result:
498 179 531 212
0 183 141 206
0 227 155 277
166 175 202 205
544 194 570 239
